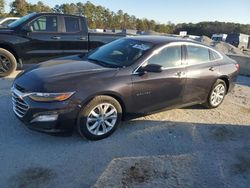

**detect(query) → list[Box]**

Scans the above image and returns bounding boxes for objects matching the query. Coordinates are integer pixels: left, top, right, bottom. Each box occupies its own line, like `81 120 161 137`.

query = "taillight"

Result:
235 63 240 71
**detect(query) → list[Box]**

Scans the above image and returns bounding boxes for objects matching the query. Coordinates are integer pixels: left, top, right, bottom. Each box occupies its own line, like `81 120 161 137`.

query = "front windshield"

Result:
8 13 36 28
87 38 154 68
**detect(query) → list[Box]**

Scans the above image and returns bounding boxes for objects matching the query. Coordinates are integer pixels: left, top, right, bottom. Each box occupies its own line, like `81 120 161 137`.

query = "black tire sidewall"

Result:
0 48 17 77
207 79 227 108
77 96 122 140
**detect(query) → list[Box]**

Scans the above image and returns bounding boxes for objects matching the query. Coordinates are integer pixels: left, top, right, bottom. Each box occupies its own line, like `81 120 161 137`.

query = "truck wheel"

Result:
205 79 227 109
0 48 17 77
77 95 122 140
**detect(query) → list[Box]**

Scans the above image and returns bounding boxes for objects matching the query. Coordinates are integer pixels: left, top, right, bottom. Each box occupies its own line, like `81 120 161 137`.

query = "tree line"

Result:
0 0 249 36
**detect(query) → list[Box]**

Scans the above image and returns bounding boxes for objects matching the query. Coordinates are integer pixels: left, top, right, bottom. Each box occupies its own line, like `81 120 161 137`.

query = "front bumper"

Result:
12 87 81 134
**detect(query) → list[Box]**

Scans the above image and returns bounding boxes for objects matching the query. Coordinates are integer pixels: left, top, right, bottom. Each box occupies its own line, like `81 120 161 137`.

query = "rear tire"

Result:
77 95 122 140
0 48 17 77
205 79 227 109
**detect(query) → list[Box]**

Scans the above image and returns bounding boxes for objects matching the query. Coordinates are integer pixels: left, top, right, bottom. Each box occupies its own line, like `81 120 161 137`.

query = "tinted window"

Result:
30 16 57 32
209 50 221 61
87 38 153 67
187 45 210 65
8 13 36 28
64 17 81 32
148 46 182 68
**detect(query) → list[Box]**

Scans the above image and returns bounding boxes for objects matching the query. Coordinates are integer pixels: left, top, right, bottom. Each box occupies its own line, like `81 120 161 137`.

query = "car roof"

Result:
128 35 203 45
35 12 84 18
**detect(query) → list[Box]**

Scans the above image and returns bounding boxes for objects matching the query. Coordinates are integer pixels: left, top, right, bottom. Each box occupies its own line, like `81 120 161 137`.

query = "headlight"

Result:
28 92 75 102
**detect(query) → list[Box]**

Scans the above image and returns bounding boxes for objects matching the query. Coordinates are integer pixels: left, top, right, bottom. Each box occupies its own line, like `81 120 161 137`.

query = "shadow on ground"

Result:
1 118 249 188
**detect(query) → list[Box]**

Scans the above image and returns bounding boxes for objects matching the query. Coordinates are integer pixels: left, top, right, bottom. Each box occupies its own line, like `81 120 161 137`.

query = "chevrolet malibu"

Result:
12 36 239 140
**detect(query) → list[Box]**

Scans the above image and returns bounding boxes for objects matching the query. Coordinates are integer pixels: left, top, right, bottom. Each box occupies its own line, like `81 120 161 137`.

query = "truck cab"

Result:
226 33 249 50
0 13 125 77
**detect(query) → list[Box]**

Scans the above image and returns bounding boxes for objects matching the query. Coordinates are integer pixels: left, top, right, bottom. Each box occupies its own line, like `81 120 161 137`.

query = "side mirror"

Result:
22 25 33 32
138 64 163 74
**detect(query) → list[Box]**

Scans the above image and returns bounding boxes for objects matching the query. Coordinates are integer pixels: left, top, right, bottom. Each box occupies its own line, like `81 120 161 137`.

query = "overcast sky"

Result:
5 0 250 24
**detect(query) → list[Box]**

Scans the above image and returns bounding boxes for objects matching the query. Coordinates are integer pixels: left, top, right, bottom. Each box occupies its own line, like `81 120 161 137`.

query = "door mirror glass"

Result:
139 64 163 73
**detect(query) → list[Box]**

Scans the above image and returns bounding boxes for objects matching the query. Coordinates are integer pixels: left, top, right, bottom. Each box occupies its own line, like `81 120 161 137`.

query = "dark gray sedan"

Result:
12 36 239 140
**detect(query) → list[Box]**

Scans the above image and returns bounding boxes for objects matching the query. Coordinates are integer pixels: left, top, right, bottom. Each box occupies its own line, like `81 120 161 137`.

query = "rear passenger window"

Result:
148 46 182 68
209 50 221 61
186 45 210 65
64 17 81 33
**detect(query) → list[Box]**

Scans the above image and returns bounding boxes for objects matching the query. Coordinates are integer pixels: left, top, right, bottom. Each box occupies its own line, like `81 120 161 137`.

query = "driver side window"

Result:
148 45 182 68
29 16 58 32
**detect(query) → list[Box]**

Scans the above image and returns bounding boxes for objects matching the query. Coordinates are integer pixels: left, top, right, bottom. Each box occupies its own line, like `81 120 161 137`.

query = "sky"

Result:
5 0 250 24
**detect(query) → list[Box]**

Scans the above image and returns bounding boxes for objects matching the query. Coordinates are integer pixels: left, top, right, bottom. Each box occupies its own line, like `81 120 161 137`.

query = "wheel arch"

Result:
80 92 127 119
218 76 230 93
0 44 21 66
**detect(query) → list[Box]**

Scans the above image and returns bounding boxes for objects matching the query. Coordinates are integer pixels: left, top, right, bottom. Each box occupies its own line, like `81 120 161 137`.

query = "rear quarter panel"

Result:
218 56 238 92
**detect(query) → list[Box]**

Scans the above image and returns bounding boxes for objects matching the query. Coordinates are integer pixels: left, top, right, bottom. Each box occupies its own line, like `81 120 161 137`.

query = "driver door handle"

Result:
176 71 185 77
51 36 61 40
79 37 87 40
209 67 215 71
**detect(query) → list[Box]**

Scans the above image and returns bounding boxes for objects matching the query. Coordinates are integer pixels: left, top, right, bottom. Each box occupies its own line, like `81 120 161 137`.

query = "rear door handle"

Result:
79 37 87 40
209 67 215 71
51 36 61 40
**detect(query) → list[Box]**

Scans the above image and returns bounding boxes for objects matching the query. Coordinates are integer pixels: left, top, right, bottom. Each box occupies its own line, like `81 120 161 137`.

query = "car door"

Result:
182 44 221 104
58 16 89 56
131 44 187 114
22 15 63 64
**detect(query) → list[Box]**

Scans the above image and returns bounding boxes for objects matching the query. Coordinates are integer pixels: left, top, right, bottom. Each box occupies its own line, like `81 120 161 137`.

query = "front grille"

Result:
15 84 26 92
12 88 29 118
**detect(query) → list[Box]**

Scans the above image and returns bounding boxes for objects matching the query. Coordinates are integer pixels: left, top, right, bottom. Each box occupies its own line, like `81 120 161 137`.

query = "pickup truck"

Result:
0 12 126 77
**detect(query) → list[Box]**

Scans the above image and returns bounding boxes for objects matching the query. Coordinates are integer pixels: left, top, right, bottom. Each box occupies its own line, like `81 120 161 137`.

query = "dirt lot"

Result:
0 72 250 188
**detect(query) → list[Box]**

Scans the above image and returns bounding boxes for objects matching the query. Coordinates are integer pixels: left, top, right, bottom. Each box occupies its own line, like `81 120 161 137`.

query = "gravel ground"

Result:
0 73 249 188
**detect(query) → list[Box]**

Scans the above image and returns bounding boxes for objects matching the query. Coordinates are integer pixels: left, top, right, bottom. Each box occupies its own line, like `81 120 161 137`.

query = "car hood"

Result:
0 28 14 33
14 55 118 92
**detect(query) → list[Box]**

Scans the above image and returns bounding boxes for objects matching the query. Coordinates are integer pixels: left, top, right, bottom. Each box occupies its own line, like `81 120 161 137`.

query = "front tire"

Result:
0 48 17 77
206 79 227 109
77 95 122 140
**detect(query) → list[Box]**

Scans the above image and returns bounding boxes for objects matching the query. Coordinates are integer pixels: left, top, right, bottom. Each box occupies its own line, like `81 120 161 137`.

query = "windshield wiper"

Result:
87 58 120 68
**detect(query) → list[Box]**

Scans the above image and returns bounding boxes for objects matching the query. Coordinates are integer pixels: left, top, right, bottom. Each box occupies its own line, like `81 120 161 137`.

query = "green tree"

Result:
52 5 62 13
83 1 96 28
10 0 28 16
0 0 5 16
61 3 78 14
28 1 52 13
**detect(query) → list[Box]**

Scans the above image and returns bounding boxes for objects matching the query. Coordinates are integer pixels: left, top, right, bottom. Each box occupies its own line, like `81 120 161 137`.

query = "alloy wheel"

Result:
210 83 226 107
0 54 11 73
86 103 118 136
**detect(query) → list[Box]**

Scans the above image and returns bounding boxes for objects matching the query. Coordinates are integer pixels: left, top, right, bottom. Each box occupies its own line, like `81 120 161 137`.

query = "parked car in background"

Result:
226 33 249 50
0 12 126 77
211 34 227 42
12 36 239 140
0 17 19 27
